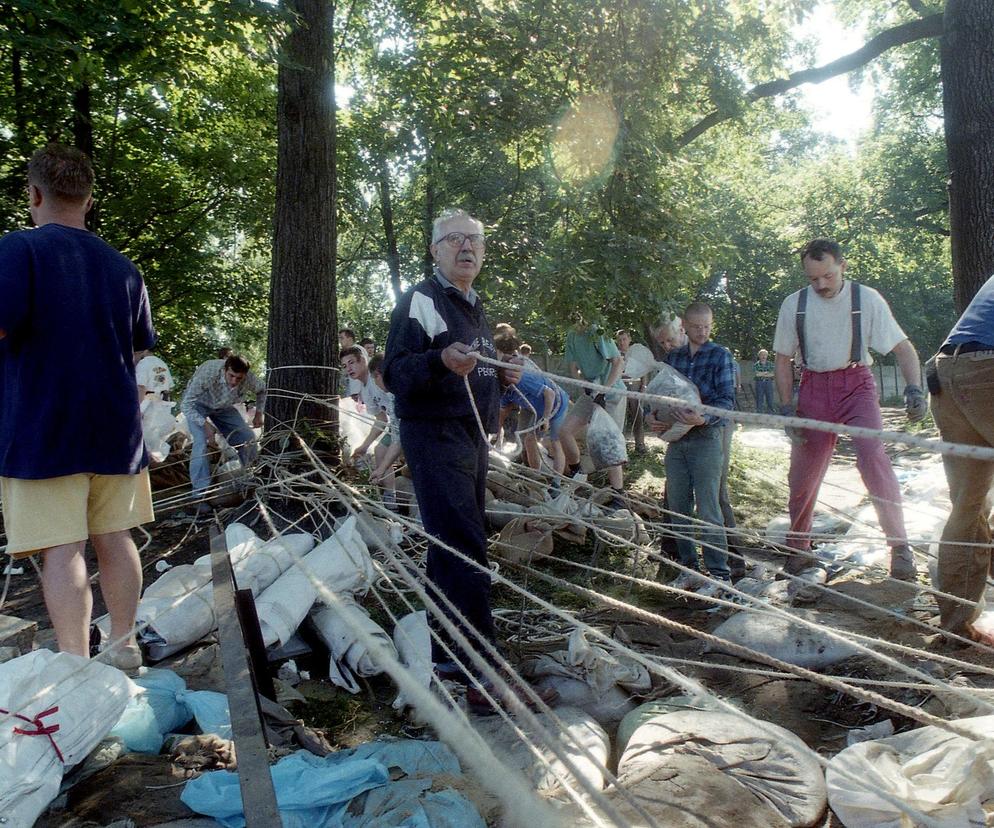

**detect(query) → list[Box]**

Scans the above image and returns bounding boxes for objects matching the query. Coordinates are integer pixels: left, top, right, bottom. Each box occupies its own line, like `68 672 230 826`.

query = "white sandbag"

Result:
0 651 136 826
353 512 404 553
616 694 726 756
256 516 373 648
392 611 432 711
319 516 377 596
255 565 315 648
471 706 609 793
644 362 700 441
710 609 860 669
567 753 791 828
311 597 398 693
586 403 627 469
137 565 216 661
620 709 827 827
826 714 994 828
142 398 180 462
486 500 526 529
228 526 314 597
622 343 657 380
535 675 635 725
525 629 650 725
338 396 376 459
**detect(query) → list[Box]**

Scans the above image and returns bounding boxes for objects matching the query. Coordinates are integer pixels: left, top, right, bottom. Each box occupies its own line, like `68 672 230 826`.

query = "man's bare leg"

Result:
92 529 143 650
41 541 91 657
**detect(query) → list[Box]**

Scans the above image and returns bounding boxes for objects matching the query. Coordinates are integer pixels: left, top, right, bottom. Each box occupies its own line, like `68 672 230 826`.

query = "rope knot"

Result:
1 705 65 763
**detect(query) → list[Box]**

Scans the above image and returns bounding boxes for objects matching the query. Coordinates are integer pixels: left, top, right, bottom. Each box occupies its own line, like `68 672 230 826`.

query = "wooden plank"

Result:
210 526 281 827
235 587 277 702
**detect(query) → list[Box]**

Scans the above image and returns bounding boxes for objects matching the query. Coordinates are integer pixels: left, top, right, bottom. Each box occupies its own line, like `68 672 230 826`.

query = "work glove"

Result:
780 403 807 446
904 384 928 423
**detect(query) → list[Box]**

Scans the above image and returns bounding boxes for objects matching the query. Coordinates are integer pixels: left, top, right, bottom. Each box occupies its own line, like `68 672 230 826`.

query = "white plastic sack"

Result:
710 609 860 669
256 516 374 648
644 362 701 441
621 709 827 827
311 597 398 693
0 651 136 826
586 403 628 469
227 525 315 597
137 565 215 661
142 398 180 462
622 343 657 380
392 611 432 711
826 714 994 828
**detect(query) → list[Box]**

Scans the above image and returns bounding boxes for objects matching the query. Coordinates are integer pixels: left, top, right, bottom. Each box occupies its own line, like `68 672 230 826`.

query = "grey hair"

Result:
432 208 484 242
650 313 683 338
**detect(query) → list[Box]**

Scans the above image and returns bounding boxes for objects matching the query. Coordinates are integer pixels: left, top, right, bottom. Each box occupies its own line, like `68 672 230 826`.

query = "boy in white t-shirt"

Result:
772 238 926 581
341 347 402 509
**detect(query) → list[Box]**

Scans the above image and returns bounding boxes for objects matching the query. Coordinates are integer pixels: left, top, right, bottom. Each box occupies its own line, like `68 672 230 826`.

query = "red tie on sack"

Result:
0 705 65 763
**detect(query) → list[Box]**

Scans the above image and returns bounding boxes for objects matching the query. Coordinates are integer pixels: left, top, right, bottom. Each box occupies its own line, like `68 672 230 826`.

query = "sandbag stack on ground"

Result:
137 525 316 660
710 609 861 669
0 650 136 826
256 515 374 647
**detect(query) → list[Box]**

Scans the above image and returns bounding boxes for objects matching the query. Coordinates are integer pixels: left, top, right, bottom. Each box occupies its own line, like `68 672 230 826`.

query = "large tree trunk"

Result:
267 0 339 436
941 0 994 312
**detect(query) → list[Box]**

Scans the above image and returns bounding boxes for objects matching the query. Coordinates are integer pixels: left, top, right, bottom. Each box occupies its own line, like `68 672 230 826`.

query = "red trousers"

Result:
787 365 907 551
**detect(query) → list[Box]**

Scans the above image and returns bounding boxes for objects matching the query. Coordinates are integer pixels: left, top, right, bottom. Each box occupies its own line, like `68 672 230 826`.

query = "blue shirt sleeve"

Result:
705 347 736 424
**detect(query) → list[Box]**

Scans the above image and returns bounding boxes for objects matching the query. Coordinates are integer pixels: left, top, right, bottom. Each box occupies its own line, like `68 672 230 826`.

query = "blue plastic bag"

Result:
179 689 232 739
181 750 390 828
109 668 195 753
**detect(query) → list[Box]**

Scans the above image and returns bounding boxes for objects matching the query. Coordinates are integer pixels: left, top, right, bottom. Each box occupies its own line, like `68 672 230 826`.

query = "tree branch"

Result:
677 13 944 148
906 0 930 16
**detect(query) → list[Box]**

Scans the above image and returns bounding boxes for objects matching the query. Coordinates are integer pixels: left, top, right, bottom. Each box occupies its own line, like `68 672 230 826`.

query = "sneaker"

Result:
98 641 143 674
669 570 702 591
890 545 918 582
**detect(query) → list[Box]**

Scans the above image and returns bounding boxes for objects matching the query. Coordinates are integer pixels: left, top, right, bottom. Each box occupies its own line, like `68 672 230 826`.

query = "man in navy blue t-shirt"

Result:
0 144 155 670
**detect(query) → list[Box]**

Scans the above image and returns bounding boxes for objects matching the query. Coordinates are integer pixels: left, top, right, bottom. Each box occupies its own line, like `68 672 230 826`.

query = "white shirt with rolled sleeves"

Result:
773 281 907 372
361 375 398 438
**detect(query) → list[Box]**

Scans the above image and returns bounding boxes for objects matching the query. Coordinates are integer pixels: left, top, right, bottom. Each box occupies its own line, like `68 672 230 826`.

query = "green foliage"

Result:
0 0 958 373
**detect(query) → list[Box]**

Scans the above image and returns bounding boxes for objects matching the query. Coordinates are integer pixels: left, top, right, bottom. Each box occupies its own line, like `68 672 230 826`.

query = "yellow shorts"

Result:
1 470 154 558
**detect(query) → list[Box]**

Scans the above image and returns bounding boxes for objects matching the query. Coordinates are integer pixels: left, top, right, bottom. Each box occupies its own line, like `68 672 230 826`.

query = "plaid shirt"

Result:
665 341 735 426
180 359 266 429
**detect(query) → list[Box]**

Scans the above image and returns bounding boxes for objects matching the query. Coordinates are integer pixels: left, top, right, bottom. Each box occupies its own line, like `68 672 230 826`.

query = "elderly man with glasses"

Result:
383 208 553 713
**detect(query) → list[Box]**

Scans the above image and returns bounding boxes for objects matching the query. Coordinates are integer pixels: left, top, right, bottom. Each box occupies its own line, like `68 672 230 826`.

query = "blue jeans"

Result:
189 405 257 493
664 426 730 579
755 379 776 414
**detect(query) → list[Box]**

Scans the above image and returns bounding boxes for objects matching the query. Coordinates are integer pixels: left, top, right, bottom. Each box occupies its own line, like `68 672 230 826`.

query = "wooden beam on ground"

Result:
210 525 281 827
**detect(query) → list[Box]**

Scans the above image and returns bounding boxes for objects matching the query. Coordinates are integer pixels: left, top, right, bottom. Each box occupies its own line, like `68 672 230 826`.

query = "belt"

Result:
939 341 994 356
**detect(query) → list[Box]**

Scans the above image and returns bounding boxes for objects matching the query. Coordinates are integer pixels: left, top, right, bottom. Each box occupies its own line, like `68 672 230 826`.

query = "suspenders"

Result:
795 282 862 367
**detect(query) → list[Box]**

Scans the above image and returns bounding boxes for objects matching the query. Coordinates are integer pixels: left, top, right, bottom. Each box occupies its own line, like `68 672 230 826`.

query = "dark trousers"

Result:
400 416 495 667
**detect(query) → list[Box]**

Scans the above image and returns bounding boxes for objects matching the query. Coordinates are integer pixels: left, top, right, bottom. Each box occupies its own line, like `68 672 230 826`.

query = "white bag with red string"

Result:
0 649 136 826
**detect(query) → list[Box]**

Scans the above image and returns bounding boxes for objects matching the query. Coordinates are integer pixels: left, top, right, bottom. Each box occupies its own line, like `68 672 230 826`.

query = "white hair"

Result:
432 208 484 242
651 313 683 338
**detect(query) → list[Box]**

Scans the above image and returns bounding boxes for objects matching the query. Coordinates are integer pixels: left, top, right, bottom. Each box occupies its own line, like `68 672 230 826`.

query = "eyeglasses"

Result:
434 232 486 250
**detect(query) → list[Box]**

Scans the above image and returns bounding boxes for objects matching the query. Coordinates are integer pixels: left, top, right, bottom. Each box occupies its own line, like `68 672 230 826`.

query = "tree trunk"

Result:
422 139 435 280
267 0 339 439
377 158 402 300
72 82 97 230
941 0 994 311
